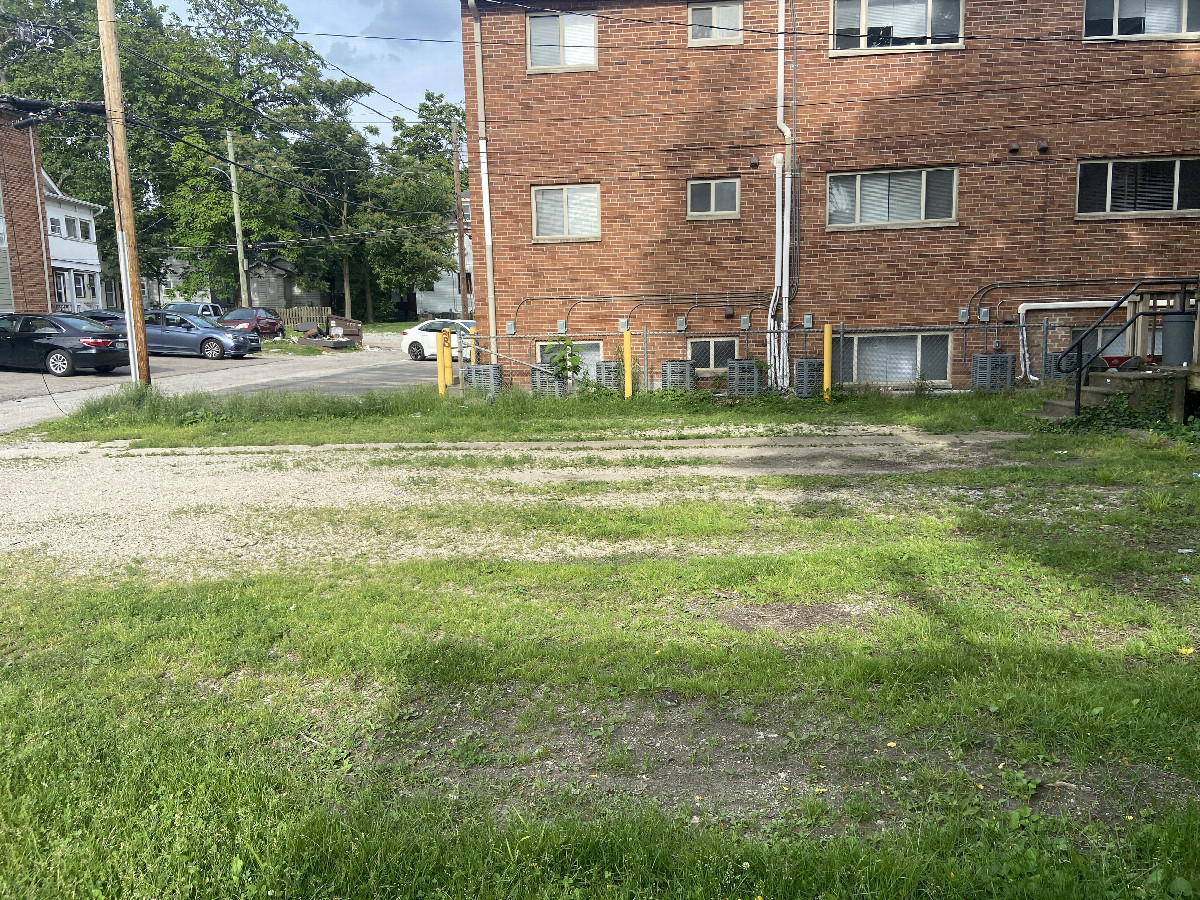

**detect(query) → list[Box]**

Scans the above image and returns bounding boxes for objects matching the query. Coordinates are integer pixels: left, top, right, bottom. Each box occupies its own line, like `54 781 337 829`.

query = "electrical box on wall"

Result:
557 320 567 334
618 318 629 332
958 308 969 323
505 321 516 335
676 317 687 332
979 307 991 323
740 315 751 330
803 313 814 329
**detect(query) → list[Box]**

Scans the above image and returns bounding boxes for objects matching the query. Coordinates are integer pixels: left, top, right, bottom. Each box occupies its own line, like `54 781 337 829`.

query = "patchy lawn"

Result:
0 427 1197 898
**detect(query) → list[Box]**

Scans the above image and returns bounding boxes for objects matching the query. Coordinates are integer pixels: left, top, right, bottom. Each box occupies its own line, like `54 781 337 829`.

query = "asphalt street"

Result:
0 346 438 433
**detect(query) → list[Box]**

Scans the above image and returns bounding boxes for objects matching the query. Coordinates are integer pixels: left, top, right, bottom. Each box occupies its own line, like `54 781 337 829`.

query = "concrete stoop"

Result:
1029 367 1192 423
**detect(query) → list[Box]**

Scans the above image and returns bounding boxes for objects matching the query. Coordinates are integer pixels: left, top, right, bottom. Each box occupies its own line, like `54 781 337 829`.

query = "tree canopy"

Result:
0 0 462 319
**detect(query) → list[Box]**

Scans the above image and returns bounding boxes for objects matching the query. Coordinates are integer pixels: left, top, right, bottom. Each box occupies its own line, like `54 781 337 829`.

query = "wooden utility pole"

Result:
226 129 251 308
97 0 150 384
341 188 351 319
452 119 469 319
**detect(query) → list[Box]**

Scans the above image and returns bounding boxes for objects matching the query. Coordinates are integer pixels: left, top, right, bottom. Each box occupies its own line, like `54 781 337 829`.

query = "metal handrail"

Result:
1057 278 1197 414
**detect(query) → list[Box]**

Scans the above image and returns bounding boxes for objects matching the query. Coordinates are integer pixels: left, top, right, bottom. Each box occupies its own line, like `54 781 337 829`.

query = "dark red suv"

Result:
219 307 285 338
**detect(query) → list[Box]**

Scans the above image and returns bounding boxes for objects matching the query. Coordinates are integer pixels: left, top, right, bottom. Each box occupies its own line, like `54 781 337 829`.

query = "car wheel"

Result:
45 349 75 377
201 338 225 360
408 342 425 361
93 365 119 374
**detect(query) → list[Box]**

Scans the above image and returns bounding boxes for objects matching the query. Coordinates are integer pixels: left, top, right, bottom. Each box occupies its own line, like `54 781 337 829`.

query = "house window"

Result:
831 332 951 383
827 167 957 227
536 340 603 378
0 216 6 248
527 12 597 70
65 217 79 239
1077 158 1200 215
532 185 601 240
1084 0 1199 38
687 178 740 219
689 1 743 45
833 0 963 50
80 220 92 241
104 280 117 309
1070 326 1129 357
688 337 739 372
49 217 62 236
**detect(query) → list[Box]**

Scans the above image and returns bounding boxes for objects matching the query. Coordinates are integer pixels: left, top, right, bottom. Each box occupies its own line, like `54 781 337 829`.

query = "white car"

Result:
400 319 476 361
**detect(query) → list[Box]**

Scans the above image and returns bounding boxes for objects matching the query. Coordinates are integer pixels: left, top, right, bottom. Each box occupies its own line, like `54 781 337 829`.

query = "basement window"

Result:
827 167 957 228
831 332 951 383
689 2 743 45
527 12 598 71
1076 158 1200 216
536 340 603 378
832 0 963 51
1084 0 1200 38
688 337 739 373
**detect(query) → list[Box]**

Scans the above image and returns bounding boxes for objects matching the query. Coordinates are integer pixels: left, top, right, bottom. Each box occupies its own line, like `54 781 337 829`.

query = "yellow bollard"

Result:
823 323 833 403
623 329 633 399
469 326 477 366
441 328 453 392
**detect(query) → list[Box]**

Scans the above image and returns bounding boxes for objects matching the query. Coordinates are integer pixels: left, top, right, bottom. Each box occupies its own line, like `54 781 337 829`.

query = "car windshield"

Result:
58 316 113 332
165 304 197 313
225 309 254 320
181 314 218 329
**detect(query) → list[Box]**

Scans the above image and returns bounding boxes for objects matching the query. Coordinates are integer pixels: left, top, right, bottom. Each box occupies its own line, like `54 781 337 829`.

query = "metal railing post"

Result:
1073 342 1083 415
642 325 650 392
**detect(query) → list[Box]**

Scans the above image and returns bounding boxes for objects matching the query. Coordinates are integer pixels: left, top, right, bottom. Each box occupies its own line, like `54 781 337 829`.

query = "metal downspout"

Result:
468 0 498 356
775 0 794 390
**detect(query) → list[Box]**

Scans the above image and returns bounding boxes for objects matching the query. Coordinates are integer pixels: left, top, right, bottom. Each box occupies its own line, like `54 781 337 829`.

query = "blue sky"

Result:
161 0 466 131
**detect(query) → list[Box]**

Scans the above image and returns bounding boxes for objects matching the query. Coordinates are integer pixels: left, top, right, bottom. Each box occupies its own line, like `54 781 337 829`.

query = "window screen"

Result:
1077 163 1109 213
919 334 950 380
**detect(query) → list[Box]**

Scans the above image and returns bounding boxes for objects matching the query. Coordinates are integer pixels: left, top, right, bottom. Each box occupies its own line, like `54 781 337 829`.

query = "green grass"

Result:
3 434 1200 896
28 383 1046 447
362 320 419 334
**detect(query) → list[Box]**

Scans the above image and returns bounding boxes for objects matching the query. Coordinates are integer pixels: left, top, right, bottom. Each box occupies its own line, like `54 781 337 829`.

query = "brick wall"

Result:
461 0 1200 385
0 113 53 314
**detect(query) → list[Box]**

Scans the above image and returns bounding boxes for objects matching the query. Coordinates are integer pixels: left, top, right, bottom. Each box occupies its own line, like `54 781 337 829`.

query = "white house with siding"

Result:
43 171 105 312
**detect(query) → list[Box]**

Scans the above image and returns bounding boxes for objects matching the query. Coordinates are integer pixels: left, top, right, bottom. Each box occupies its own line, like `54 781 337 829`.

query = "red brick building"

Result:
0 107 53 315
460 0 1200 388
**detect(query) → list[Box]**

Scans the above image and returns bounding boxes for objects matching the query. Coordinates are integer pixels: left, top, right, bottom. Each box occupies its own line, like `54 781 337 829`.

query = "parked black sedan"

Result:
76 308 129 331
0 314 128 376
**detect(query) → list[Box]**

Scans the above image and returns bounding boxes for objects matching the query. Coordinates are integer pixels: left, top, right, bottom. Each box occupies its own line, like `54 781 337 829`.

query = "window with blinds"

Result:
1084 0 1198 37
827 168 957 227
1076 158 1200 215
833 0 962 50
527 12 597 70
689 2 743 45
532 185 601 240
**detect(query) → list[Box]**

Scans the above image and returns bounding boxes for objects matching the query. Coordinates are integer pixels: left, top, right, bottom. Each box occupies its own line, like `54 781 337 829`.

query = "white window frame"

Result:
1083 0 1199 40
526 12 599 73
830 0 965 54
687 178 741 220
1075 157 1200 219
531 184 602 242
80 219 92 241
832 331 953 384
0 216 6 249
64 217 79 239
48 216 62 236
535 340 604 379
826 167 958 230
688 1 744 46
687 336 740 374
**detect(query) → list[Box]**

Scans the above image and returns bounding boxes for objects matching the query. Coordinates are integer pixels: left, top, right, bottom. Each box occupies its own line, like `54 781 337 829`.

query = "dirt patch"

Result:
368 689 1199 835
712 597 889 633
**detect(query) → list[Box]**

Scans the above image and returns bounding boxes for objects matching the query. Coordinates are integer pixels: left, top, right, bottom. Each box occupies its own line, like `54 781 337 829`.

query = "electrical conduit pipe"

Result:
774 0 793 390
1016 301 1122 381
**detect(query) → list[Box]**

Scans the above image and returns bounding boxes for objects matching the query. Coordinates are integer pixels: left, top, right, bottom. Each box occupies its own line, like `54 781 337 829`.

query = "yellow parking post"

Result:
823 323 833 403
469 326 477 365
623 329 633 399
440 328 453 393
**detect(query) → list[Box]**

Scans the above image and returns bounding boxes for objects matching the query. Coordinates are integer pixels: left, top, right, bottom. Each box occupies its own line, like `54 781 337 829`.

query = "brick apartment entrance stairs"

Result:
1027 368 1192 423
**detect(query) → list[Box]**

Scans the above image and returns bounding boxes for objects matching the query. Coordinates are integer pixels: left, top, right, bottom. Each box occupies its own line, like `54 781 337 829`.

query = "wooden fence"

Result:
278 307 331 330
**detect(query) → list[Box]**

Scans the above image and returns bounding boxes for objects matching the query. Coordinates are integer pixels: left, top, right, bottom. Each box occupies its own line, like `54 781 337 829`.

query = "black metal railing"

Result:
1057 278 1197 415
